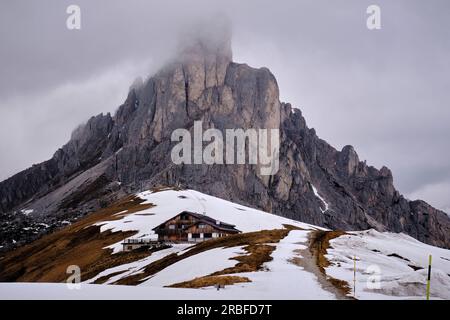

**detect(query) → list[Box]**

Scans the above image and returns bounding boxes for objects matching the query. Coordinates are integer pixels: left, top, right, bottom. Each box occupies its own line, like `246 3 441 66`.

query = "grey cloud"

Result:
1 0 449 212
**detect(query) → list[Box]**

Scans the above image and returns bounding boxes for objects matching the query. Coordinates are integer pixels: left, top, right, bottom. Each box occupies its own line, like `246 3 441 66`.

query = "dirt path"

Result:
290 232 353 300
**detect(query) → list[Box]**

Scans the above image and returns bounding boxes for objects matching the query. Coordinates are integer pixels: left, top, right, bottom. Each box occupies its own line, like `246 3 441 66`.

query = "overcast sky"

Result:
0 0 449 213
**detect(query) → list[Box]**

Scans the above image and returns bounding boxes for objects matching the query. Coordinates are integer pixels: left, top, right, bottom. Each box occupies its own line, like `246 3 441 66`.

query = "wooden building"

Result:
121 238 168 252
152 211 240 242
122 238 152 252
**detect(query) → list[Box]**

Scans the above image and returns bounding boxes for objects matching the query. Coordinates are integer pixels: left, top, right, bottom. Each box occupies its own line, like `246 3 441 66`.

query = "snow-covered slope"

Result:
325 230 450 299
1 188 449 300
96 188 322 253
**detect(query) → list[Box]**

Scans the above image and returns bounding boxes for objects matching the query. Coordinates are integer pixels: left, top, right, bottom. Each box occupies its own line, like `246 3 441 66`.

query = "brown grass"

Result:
169 275 251 288
150 185 183 194
115 229 290 285
165 227 301 288
82 247 155 282
114 253 180 285
93 271 127 284
309 230 352 296
212 244 276 275
0 195 154 282
282 224 307 231
0 192 292 288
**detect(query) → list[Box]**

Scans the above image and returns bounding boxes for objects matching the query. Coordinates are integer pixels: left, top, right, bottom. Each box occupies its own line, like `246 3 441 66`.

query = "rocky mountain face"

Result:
1 30 449 252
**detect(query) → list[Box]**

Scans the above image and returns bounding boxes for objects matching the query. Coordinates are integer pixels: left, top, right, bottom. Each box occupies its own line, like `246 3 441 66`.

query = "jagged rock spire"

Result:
175 16 233 100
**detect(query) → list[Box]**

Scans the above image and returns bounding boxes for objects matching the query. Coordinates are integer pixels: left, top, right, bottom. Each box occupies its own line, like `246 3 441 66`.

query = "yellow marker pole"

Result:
353 255 356 298
426 254 432 300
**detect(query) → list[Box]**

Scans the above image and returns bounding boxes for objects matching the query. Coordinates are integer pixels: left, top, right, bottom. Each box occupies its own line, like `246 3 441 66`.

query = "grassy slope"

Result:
0 191 295 286
0 196 153 282
0 193 350 297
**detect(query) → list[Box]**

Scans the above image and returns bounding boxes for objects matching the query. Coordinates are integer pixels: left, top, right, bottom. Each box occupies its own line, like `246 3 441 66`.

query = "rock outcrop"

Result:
1 27 449 252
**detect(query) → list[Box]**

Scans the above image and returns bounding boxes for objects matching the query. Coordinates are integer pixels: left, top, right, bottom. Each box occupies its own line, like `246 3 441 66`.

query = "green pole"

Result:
353 255 356 298
426 254 432 300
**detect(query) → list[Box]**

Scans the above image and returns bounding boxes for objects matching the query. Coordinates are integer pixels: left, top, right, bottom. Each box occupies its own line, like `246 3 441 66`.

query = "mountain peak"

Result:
1 23 449 253
176 16 233 64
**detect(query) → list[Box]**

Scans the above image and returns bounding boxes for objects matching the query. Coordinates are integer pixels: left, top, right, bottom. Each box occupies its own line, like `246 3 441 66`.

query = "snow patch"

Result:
37 223 49 228
311 185 329 213
20 209 34 216
85 244 192 284
140 246 246 287
176 230 336 299
325 229 450 300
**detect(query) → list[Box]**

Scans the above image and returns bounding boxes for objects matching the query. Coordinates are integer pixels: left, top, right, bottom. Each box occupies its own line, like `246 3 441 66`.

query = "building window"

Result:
192 233 200 238
204 233 212 238
169 224 176 230
198 223 207 229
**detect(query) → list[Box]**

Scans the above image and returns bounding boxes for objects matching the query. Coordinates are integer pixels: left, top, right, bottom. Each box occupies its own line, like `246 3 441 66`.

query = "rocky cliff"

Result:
1 29 449 252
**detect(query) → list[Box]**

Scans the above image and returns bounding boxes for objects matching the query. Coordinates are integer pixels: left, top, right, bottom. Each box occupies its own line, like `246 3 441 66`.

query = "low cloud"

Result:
0 59 152 180
408 182 450 214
